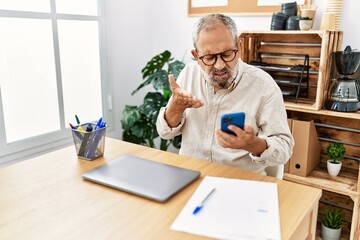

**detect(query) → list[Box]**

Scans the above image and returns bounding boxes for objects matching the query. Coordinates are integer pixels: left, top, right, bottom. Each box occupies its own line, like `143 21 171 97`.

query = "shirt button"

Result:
272 150 279 158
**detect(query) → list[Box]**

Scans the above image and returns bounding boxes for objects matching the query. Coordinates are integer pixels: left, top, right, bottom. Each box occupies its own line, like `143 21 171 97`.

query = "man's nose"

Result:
213 55 226 69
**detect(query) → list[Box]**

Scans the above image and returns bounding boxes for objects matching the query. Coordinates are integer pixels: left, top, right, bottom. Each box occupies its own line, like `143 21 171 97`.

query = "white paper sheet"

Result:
171 176 281 240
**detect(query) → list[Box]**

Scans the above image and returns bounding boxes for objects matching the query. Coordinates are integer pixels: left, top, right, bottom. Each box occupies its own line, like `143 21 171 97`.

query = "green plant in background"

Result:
326 142 346 164
121 50 185 150
300 16 313 20
321 207 344 229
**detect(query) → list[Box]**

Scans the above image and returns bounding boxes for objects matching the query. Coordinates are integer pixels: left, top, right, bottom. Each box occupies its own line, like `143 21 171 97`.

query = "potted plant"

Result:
326 142 346 176
321 207 343 240
299 16 313 30
121 50 185 150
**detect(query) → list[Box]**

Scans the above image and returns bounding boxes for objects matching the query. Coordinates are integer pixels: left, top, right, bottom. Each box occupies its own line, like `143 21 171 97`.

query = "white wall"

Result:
103 0 153 139
105 0 360 140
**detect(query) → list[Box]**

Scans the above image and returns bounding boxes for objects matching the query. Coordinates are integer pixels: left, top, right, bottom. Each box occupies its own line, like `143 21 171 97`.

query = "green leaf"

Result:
141 92 166 123
131 120 158 140
121 105 142 129
141 50 171 79
163 88 172 101
171 135 182 149
326 143 346 162
168 60 186 78
131 78 153 95
147 69 169 91
321 207 343 229
122 130 146 145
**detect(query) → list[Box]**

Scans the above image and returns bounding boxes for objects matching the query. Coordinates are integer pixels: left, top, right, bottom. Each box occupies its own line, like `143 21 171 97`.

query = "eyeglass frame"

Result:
196 49 239 66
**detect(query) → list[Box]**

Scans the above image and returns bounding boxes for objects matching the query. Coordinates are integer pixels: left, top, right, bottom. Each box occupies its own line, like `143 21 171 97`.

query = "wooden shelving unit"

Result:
285 106 360 120
239 30 343 110
285 108 360 240
239 30 359 240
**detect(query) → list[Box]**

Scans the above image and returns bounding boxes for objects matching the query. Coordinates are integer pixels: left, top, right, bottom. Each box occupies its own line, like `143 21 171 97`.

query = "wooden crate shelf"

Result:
286 108 360 240
284 170 359 200
238 30 343 110
239 30 359 239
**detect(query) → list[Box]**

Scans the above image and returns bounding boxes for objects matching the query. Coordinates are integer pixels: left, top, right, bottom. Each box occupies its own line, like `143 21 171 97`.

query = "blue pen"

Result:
85 120 106 159
192 188 216 215
94 117 103 130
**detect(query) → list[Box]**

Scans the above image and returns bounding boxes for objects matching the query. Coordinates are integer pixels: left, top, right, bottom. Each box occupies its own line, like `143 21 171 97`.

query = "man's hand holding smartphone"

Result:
220 112 245 135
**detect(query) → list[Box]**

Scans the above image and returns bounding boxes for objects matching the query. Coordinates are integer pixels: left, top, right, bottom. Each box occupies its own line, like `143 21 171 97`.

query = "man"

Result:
156 14 294 175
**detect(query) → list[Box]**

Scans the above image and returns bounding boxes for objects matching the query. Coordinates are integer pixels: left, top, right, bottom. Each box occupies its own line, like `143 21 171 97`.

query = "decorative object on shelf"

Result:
320 12 336 30
286 16 301 30
121 50 185 150
299 4 317 28
270 12 288 30
321 206 343 240
325 0 343 30
299 16 313 30
271 1 298 30
325 45 360 112
326 142 346 177
281 1 297 17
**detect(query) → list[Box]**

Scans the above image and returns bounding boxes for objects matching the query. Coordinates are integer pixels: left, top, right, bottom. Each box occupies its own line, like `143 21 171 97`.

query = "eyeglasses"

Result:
197 49 238 66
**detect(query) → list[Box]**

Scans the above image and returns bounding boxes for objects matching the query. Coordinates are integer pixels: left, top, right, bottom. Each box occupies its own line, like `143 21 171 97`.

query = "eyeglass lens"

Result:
200 50 237 66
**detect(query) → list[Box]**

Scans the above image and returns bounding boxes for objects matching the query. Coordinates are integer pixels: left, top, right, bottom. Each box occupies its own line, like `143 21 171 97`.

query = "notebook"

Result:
82 155 201 202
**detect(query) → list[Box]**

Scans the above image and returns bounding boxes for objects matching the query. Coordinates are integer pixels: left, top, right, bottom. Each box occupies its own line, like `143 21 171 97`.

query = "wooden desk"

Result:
0 138 321 240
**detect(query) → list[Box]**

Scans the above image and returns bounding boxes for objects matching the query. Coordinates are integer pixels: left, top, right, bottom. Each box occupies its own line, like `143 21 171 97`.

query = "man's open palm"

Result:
168 74 204 110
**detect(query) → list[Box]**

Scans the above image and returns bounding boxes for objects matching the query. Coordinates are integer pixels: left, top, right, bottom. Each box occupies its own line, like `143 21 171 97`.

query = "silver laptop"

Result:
82 155 201 202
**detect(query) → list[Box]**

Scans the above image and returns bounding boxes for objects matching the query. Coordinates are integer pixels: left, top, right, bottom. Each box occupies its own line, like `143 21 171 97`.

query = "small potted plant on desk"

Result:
321 207 344 240
326 142 346 177
299 16 313 30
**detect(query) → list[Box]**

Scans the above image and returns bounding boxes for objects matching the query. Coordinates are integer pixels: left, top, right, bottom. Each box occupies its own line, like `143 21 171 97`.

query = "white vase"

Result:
327 160 342 176
299 20 312 30
322 223 341 240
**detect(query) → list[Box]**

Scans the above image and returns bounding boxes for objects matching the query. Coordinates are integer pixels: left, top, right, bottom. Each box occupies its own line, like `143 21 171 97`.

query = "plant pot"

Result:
299 20 312 30
322 223 342 240
327 160 342 176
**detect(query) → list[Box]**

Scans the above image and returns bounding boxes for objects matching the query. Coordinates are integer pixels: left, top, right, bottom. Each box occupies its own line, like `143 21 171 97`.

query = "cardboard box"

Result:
289 120 321 177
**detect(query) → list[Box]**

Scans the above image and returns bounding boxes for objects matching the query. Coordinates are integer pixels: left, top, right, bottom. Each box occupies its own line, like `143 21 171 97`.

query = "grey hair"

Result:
192 14 238 49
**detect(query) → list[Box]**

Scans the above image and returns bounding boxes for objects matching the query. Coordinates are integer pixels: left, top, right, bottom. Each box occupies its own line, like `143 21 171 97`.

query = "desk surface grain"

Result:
0 138 321 240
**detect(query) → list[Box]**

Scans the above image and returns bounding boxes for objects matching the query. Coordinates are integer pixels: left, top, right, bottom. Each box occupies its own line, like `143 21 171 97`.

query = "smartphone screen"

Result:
221 112 245 135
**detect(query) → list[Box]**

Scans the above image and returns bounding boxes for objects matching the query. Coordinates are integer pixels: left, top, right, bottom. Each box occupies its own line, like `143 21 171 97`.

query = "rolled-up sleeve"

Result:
249 134 293 166
156 107 185 139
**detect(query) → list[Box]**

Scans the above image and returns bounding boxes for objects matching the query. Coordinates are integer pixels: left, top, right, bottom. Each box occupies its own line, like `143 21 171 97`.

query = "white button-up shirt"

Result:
156 60 294 175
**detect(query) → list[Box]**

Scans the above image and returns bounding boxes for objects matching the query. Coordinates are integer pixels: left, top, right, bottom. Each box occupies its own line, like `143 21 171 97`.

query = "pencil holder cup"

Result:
71 123 106 160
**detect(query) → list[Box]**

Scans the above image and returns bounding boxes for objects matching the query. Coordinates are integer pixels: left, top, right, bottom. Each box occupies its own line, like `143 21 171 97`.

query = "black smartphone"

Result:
220 112 245 135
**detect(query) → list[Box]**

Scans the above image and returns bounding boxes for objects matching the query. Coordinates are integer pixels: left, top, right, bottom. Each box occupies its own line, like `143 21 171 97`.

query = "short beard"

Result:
201 62 239 89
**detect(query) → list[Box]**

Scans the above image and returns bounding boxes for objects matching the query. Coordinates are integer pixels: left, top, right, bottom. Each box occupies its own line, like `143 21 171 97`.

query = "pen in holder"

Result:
71 122 106 160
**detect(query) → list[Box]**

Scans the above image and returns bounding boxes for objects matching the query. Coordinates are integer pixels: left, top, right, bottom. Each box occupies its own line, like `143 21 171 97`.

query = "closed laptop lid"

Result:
82 155 201 202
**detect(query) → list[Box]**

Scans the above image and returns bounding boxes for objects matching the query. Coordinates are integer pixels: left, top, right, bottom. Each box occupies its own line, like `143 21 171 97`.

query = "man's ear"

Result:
191 49 198 60
236 40 242 59
237 40 241 49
